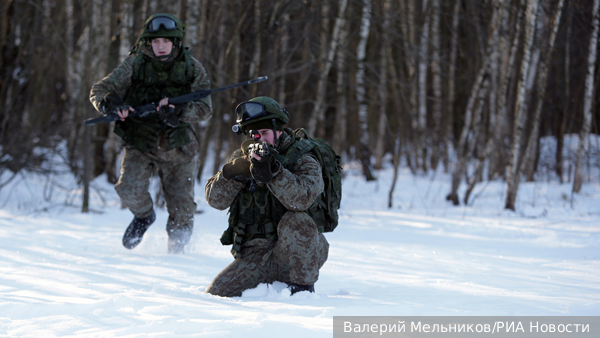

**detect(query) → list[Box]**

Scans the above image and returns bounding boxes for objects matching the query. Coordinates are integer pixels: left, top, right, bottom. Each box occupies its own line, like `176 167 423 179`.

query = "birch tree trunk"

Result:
429 0 443 171
119 0 134 62
487 0 510 180
463 77 490 204
573 0 600 193
505 0 539 211
185 0 200 53
333 18 348 156
399 0 419 173
307 0 348 138
211 18 227 175
65 0 79 158
387 15 407 208
194 0 212 184
464 0 507 204
82 0 102 213
557 3 571 184
524 0 565 182
387 74 404 208
445 0 461 173
277 13 290 106
103 0 135 184
417 7 431 172
374 0 392 169
356 0 376 181
388 134 402 208
490 0 527 180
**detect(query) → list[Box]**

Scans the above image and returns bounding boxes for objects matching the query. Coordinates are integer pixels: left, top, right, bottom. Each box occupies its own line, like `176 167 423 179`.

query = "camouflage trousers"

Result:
206 211 329 297
115 130 199 242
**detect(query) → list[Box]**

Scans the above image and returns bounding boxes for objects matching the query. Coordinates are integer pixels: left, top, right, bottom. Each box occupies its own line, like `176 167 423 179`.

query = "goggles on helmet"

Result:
147 17 178 32
235 101 269 123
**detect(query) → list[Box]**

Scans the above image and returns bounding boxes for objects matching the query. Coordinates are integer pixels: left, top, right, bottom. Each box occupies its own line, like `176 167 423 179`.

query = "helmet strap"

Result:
272 118 282 148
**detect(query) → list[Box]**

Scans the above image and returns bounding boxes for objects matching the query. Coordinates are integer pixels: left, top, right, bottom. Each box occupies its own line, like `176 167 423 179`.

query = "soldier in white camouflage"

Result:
89 13 212 253
205 97 329 297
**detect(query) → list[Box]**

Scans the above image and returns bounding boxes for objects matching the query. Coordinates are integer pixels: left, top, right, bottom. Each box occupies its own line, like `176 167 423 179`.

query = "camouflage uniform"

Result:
89 20 212 248
205 130 329 297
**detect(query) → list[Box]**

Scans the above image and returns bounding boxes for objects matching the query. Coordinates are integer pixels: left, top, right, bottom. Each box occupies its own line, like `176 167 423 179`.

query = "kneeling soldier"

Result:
205 96 329 297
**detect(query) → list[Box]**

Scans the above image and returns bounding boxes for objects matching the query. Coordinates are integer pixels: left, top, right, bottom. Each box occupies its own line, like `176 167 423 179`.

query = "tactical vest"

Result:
220 135 298 259
114 48 195 152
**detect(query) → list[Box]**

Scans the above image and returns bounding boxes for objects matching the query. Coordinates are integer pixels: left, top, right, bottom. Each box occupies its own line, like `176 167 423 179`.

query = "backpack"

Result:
281 128 342 233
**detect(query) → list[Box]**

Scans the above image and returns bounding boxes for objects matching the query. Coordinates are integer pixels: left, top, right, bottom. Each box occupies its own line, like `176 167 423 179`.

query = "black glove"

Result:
249 145 281 184
173 103 186 116
222 157 252 182
158 105 180 128
100 93 130 115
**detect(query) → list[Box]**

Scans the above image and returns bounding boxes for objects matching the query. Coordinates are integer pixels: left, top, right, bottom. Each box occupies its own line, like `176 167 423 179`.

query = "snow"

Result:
1 136 599 337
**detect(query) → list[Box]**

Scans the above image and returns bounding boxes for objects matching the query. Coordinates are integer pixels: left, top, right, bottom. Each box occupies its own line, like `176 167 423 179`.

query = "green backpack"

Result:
279 128 342 233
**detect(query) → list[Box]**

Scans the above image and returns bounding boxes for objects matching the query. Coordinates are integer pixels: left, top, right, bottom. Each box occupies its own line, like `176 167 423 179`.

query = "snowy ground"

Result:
0 138 599 337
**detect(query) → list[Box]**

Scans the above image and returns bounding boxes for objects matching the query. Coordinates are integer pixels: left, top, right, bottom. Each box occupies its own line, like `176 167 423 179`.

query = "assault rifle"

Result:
248 141 275 159
85 76 268 125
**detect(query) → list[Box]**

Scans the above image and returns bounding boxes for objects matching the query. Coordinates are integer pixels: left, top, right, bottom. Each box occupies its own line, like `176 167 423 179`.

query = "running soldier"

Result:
90 13 212 253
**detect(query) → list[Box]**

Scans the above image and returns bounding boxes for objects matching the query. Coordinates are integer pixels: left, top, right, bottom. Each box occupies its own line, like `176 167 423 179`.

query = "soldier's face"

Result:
151 38 173 58
255 129 282 147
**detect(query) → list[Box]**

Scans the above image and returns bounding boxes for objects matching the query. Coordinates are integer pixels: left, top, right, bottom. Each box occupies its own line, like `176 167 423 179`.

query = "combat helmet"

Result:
139 13 185 41
233 96 289 135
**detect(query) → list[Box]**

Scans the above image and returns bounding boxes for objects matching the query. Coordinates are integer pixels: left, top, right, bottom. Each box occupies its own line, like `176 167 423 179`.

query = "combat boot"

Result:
167 228 191 254
122 210 156 249
287 283 315 295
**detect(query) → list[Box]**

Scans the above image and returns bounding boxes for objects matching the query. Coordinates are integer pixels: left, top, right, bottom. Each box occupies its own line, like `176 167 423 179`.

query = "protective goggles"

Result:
147 17 177 32
235 101 269 123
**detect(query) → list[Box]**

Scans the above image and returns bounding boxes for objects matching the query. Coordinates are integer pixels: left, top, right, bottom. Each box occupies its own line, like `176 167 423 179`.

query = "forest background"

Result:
1 0 600 212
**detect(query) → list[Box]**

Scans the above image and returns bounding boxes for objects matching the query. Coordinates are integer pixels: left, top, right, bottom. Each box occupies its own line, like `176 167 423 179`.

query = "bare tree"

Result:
356 0 376 181
211 16 228 176
307 0 349 138
185 0 201 52
573 0 600 193
333 18 349 156
447 0 505 205
445 0 461 173
556 2 571 183
429 0 443 171
417 2 431 171
278 13 290 106
374 0 392 169
523 0 565 181
505 0 539 211
464 0 508 205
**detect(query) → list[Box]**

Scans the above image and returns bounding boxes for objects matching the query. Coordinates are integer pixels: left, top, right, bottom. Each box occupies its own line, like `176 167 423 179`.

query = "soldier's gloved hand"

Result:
250 148 281 184
158 104 180 128
100 93 131 116
173 104 186 116
222 157 252 182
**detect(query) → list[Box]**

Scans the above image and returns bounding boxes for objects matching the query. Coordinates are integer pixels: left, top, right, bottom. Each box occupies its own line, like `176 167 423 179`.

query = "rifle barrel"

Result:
210 76 268 94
